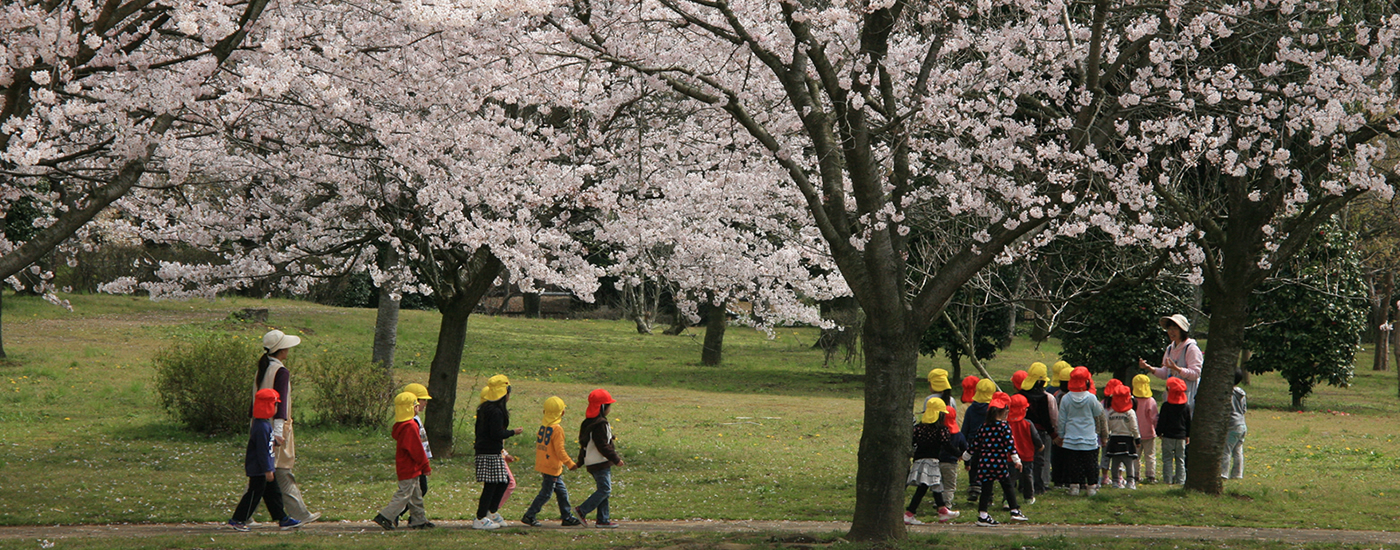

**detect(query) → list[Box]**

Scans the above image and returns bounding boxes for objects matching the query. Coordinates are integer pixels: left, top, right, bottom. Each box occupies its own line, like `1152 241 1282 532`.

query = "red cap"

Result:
1011 370 1028 391
1166 377 1188 404
943 405 960 434
1069 367 1092 392
961 376 980 404
586 388 616 418
253 388 280 419
1008 393 1029 422
1111 385 1134 412
1104 378 1123 394
989 391 1011 410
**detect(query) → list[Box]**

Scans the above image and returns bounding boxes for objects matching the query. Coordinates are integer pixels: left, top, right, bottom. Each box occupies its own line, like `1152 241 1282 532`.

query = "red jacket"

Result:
1008 418 1038 462
394 420 431 480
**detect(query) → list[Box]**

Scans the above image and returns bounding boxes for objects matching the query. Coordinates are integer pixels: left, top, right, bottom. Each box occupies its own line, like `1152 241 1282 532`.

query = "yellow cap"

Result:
974 379 996 403
541 396 565 426
1054 361 1073 382
1133 374 1153 398
479 374 510 404
1024 362 1049 390
921 397 946 424
403 383 431 400
928 368 952 392
393 392 418 423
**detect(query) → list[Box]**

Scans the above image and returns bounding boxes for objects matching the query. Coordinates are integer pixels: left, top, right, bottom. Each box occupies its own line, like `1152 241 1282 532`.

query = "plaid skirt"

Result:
475 453 509 484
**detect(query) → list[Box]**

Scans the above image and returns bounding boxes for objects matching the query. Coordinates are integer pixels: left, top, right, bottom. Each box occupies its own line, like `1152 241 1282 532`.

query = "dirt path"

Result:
1 520 1397 544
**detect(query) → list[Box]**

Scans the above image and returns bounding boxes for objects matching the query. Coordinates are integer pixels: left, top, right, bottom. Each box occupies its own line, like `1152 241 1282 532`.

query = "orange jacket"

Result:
534 423 576 476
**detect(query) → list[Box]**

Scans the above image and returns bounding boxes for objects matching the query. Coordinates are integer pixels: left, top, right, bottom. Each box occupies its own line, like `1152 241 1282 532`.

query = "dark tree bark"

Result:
523 292 541 318
1374 271 1393 371
701 299 727 366
423 249 505 457
0 290 6 359
372 246 401 372
852 320 920 539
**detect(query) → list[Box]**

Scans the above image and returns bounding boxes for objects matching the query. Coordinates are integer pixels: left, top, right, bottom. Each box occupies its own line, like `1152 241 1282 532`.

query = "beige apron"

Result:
257 360 296 470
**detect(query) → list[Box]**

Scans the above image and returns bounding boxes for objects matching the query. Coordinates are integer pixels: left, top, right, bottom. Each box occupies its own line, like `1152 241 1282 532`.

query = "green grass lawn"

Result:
0 293 1398 537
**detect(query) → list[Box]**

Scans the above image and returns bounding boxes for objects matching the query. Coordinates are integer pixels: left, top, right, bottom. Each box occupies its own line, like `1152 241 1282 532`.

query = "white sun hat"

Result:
1158 314 1191 333
262 329 302 354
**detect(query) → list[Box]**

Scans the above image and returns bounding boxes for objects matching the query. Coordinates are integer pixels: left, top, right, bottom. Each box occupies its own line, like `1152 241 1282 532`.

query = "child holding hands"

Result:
522 396 583 526
228 389 302 531
373 392 433 530
963 392 1026 526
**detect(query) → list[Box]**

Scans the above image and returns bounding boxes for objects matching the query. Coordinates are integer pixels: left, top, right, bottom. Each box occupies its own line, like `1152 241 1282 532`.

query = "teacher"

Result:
1137 314 1202 408
254 329 321 524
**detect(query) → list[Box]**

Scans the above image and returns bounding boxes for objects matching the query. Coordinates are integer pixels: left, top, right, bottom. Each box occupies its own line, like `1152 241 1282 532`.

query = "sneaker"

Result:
595 520 619 529
1127 480 1138 490
278 517 303 530
245 521 265 529
227 520 250 532
372 514 395 531
976 514 1000 526
1100 475 1110 486
408 521 435 529
1087 486 1098 497
904 511 924 525
472 517 501 530
562 517 583 527
1069 486 1080 496
1116 480 1126 489
301 512 322 525
573 507 589 527
1009 510 1028 522
1027 497 1036 506
521 515 541 527
937 508 961 523
488 512 508 527
1143 476 1157 484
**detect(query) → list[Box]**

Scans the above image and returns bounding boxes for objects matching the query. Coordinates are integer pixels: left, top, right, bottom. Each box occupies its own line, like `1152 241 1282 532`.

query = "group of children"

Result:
230 375 624 531
906 362 1248 527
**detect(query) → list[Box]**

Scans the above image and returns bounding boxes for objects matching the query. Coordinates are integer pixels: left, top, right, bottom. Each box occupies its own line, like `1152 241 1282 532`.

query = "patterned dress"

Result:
969 420 1017 484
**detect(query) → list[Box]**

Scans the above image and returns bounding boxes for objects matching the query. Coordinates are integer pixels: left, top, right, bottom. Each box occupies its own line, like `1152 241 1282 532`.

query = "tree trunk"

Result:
701 299 727 366
1185 283 1249 494
523 292 541 318
1374 272 1393 371
1029 301 1052 342
0 290 6 359
423 250 504 457
372 286 400 372
372 245 401 372
847 319 920 541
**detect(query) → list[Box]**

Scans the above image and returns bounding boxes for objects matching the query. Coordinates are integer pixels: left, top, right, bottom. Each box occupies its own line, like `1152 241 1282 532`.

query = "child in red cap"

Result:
962 392 1026 525
1007 394 1042 505
229 389 301 531
1156 377 1192 484
572 388 623 527
938 403 966 507
1104 385 1140 489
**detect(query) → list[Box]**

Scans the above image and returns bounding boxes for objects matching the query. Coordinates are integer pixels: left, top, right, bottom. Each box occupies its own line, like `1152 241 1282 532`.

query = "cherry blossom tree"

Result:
0 0 273 356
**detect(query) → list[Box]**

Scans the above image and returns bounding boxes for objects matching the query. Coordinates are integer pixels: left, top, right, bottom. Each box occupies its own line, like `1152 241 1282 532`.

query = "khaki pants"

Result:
379 478 426 526
938 461 958 505
1139 438 1156 480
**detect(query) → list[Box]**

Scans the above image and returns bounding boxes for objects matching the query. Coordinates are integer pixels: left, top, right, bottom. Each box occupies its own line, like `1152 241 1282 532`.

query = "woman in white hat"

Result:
254 329 320 524
1137 314 1202 408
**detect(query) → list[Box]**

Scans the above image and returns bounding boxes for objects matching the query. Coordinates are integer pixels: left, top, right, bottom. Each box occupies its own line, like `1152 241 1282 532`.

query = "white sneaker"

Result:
1115 480 1126 489
1069 486 1080 496
1127 480 1137 490
937 508 961 523
1087 486 1098 497
488 512 508 527
1025 496 1035 506
903 511 924 525
472 517 501 530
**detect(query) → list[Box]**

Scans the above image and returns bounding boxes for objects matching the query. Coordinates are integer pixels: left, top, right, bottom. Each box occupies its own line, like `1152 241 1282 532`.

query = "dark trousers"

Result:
906 484 947 514
977 476 1018 513
523 474 576 521
1016 461 1036 500
477 482 509 519
397 474 428 520
232 475 286 523
1034 429 1051 493
965 456 981 500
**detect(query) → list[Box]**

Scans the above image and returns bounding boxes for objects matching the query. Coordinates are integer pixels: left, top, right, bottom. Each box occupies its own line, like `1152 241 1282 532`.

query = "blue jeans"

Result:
576 468 611 523
523 474 575 521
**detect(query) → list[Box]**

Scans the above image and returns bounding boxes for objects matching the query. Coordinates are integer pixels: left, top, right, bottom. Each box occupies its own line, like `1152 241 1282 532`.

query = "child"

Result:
962 378 995 503
392 383 433 526
1056 367 1105 496
1010 370 1028 395
906 397 961 525
1049 362 1073 489
373 392 433 530
573 388 623 528
1104 385 1140 489
918 368 958 419
1156 377 1192 485
522 396 583 526
1020 362 1057 495
229 389 302 531
1221 370 1248 479
960 375 980 414
1049 361 1072 397
474 375 523 530
1006 394 1042 505
938 402 966 507
1098 378 1123 486
1131 375 1159 483
963 392 1026 525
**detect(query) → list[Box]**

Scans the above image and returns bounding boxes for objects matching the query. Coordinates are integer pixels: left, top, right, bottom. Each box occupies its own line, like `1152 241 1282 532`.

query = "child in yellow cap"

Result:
373 392 432 530
521 396 582 527
1131 375 1159 483
473 375 523 530
905 397 960 525
387 383 433 526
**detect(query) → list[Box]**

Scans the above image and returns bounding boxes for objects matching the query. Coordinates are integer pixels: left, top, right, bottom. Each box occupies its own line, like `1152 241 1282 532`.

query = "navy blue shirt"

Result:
962 402 990 445
245 418 275 477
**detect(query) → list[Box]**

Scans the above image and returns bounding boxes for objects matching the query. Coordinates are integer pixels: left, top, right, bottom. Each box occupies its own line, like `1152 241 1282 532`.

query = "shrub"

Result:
153 333 256 435
303 351 394 427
